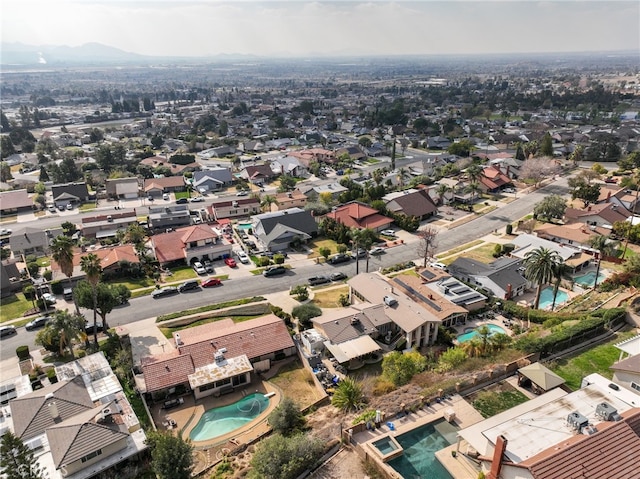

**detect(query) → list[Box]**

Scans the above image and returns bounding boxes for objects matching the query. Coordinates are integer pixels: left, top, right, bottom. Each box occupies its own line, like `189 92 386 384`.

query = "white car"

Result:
236 250 250 264
193 261 207 275
236 190 249 196
190 196 204 202
369 246 385 256
380 229 396 237
41 293 56 304
162 193 170 200
503 188 515 194
428 261 448 271
0 228 12 236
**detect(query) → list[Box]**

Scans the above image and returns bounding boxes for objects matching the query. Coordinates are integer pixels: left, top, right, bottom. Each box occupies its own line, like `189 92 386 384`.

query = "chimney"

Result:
607 191 611 202
587 206 591 211
487 435 508 479
48 401 60 420
506 283 512 299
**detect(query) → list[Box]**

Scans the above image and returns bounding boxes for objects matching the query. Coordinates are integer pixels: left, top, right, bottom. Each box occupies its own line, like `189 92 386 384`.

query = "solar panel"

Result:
420 270 436 280
393 278 442 311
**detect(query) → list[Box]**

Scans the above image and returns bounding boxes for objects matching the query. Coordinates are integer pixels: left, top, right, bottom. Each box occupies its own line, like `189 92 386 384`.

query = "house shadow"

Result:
131 334 172 366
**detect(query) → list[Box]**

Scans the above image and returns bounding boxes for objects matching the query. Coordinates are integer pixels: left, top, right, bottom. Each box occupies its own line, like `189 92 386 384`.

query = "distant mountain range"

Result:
0 42 259 66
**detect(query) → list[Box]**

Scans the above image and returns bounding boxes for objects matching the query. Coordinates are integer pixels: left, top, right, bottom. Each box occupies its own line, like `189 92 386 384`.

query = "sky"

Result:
2 0 639 58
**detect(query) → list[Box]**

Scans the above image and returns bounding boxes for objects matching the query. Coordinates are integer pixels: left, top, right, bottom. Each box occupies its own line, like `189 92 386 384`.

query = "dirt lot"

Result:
269 359 324 408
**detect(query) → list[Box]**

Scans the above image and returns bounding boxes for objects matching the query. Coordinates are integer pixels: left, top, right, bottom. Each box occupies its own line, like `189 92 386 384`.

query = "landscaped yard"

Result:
78 203 96 212
441 243 499 265
106 277 155 290
307 238 342 258
175 191 190 199
169 265 198 281
312 286 349 308
468 382 529 418
436 240 484 260
269 359 324 408
1 293 36 322
549 330 637 390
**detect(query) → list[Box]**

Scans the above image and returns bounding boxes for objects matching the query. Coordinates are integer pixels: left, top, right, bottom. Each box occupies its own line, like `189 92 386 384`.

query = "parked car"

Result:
189 196 204 202
369 247 385 256
308 276 330 286
203 260 214 273
176 197 188 204
236 250 250 264
328 253 351 265
0 228 12 236
151 287 179 298
263 265 286 277
604 177 617 184
41 293 56 305
0 325 17 338
329 272 347 281
66 203 73 210
178 280 200 292
201 277 222 288
236 190 249 196
224 257 237 268
380 229 396 237
47 205 56 213
503 187 515 193
193 261 207 275
351 248 367 259
428 261 448 271
25 316 51 331
85 322 104 334
162 193 170 200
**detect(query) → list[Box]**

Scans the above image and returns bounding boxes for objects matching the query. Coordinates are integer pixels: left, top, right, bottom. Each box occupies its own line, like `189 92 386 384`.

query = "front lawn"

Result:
175 191 190 200
0 294 35 322
106 277 155 290
78 203 96 212
471 387 529 418
436 240 484 260
169 265 197 281
549 330 636 390
307 238 341 258
36 256 51 267
442 243 499 265
312 286 349 308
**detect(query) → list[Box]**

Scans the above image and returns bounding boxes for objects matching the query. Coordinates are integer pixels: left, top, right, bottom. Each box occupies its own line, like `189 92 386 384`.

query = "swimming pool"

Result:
457 324 507 343
538 286 569 310
236 223 253 231
573 271 605 288
388 419 457 479
189 393 270 442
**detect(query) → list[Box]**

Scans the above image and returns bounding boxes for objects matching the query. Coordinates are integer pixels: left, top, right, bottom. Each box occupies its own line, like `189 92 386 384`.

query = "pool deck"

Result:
353 394 484 479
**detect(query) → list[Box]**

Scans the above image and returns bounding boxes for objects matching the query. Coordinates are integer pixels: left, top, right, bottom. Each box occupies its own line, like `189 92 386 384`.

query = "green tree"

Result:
533 194 567 221
540 132 554 156
318 247 331 261
146 431 193 479
447 139 473 157
249 433 323 479
268 397 305 436
290 285 309 302
381 350 427 386
0 161 13 182
331 377 364 412
260 194 277 212
523 247 562 309
0 136 15 159
569 144 584 166
570 181 600 207
588 235 619 289
50 234 78 313
277 175 296 193
358 136 372 148
75 281 118 332
80 253 103 346
35 310 85 358
437 347 467 372
0 431 45 479
550 261 568 311
291 303 321 329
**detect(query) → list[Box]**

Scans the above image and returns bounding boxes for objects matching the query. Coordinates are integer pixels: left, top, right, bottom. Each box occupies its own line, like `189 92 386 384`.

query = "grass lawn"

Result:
175 191 190 199
549 330 637 390
131 287 155 299
472 389 529 418
106 277 155 290
270 360 323 407
1 294 36 322
36 256 51 267
78 203 96 212
169 266 197 281
0 215 17 224
442 243 498 265
437 240 484 259
307 238 341 258
312 285 349 308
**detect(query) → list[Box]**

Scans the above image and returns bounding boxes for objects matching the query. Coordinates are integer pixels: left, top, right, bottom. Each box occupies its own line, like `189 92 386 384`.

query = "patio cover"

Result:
518 362 565 391
324 336 381 364
615 334 640 357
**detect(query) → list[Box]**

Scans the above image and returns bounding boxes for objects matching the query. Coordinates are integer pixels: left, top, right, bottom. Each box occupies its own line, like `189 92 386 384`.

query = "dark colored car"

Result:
0 326 17 338
330 272 347 281
151 287 179 298
308 276 330 286
85 322 105 334
201 277 222 288
176 197 189 204
178 280 200 292
328 253 351 265
25 316 51 331
263 265 286 277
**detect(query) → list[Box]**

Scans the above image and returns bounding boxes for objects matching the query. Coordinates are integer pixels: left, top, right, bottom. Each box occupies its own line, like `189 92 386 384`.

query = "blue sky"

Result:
2 1 638 57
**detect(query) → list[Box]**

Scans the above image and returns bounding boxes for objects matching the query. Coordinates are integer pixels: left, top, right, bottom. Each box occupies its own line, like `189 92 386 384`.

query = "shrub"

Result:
290 285 309 302
292 303 322 329
382 350 427 386
492 244 503 257
50 280 63 295
255 256 271 267
16 345 30 360
331 377 364 412
268 397 305 436
502 243 515 254
23 285 36 300
27 262 40 278
372 378 396 396
273 254 285 264
505 224 513 235
338 293 350 307
46 368 58 383
43 269 53 281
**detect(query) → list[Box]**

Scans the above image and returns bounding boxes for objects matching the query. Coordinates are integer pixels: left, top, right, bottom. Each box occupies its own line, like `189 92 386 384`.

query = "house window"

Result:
190 242 197 248
199 383 216 393
244 209 248 213
230 210 237 214
632 382 640 392
81 449 103 463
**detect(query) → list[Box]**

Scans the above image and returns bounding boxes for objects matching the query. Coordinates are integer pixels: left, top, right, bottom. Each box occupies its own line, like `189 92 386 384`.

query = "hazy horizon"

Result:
2 1 639 58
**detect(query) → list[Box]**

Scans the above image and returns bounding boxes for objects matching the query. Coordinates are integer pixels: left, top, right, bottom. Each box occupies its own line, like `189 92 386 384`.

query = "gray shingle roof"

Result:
254 208 318 237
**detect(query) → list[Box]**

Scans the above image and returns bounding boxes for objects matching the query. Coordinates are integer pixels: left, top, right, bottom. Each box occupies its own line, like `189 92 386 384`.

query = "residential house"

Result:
252 207 318 252
105 177 140 200
297 182 348 201
140 315 296 398
383 189 438 220
6 352 146 479
478 164 513 193
448 256 529 300
535 222 612 249
51 182 90 208
151 224 232 265
238 140 265 153
240 164 277 185
424 136 451 150
9 227 62 257
406 155 448 177
139 156 199 176
564 202 630 229
510 233 591 273
610 334 640 395
209 145 237 158
143 176 187 198
272 156 306 177
192 167 233 193
0 189 32 215
147 204 192 231
457 373 640 479
51 244 140 283
288 148 336 167
209 196 260 221
437 177 475 203
336 145 366 162
80 211 139 240
271 190 307 212
325 201 393 232
1 258 22 297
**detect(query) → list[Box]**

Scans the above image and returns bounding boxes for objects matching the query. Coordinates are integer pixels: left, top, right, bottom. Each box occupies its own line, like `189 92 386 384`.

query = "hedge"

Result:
16 345 30 360
50 280 63 295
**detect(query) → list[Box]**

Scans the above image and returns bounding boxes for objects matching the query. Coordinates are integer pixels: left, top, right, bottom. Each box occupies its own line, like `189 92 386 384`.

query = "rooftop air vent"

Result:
567 411 589 433
596 402 622 422
383 295 397 307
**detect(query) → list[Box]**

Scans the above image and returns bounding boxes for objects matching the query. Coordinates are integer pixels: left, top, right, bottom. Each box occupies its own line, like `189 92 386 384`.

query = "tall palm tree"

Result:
349 228 364 275
38 310 85 358
435 183 452 205
550 261 568 311
80 253 103 346
260 194 277 212
465 164 483 184
397 167 410 189
465 182 483 204
588 234 619 289
50 234 80 314
524 247 562 309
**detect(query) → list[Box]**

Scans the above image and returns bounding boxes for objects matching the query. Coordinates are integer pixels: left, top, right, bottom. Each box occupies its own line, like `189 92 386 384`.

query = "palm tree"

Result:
80 253 103 346
397 167 410 189
475 325 492 356
588 234 619 289
460 338 483 358
50 234 79 314
465 164 483 184
524 247 562 309
550 261 568 311
260 194 277 212
435 183 452 205
37 310 85 358
489 333 512 353
372 168 384 185
465 182 482 205
349 228 364 275
331 377 364 412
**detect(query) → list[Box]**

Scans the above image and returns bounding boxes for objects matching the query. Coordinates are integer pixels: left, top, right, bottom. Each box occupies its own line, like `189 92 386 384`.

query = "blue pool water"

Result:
573 271 605 287
237 223 253 230
373 437 398 455
388 419 456 479
189 393 270 442
457 324 507 343
538 286 569 310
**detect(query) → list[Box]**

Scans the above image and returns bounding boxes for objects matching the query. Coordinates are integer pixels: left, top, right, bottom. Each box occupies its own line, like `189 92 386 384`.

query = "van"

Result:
178 280 200 292
63 288 74 300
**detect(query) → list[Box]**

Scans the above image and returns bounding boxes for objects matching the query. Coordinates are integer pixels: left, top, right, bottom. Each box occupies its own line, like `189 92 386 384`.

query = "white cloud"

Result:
2 1 638 57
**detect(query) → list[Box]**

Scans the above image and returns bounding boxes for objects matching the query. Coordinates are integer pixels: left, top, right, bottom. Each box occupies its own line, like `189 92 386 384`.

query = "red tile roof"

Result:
151 225 219 263
64 245 139 270
143 176 186 191
325 201 393 230
141 353 195 393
